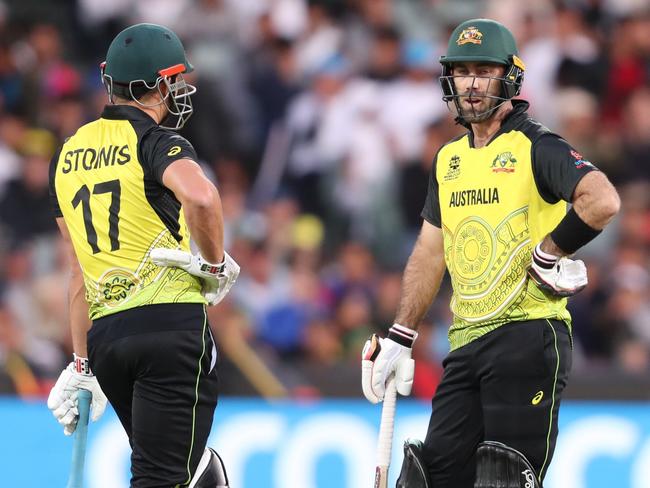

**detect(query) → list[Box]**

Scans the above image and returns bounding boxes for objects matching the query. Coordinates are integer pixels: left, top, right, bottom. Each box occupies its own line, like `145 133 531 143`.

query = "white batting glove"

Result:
528 243 588 297
150 248 240 306
361 324 417 404
47 355 107 436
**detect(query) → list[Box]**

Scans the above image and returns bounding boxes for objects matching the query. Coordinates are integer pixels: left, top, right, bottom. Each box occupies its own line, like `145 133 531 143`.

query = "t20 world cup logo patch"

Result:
444 154 462 181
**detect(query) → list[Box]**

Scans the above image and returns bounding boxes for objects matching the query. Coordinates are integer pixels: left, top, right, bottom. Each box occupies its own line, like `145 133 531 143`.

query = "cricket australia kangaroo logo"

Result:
492 151 517 173
457 26 483 45
522 468 536 488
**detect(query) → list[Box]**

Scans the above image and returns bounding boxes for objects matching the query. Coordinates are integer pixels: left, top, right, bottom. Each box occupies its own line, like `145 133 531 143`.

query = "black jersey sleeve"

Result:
532 134 598 204
49 147 62 218
139 128 198 184
421 154 441 228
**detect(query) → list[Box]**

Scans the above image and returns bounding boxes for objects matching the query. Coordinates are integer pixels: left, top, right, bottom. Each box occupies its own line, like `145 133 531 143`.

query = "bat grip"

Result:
377 376 397 467
66 389 92 488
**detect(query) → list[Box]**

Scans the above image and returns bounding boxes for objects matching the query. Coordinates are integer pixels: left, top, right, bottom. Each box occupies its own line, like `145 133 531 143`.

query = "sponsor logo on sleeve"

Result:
571 149 594 169
167 145 182 156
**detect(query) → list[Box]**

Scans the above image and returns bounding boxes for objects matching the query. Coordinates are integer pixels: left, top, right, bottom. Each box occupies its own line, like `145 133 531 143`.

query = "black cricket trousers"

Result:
422 319 572 488
87 303 220 488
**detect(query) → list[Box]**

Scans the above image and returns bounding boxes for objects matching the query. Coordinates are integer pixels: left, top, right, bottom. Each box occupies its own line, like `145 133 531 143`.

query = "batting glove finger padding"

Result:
361 325 417 403
528 243 588 297
150 249 240 306
362 334 382 404
47 359 108 436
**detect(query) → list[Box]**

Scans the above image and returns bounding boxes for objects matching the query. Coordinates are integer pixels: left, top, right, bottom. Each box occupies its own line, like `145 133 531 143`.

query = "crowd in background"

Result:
0 0 649 398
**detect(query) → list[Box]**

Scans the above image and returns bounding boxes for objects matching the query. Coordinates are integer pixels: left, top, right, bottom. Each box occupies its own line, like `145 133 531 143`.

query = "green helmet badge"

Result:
456 26 484 46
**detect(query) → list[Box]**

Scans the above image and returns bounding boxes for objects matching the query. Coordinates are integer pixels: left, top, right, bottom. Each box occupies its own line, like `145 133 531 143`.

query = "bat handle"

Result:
377 376 397 469
66 389 92 488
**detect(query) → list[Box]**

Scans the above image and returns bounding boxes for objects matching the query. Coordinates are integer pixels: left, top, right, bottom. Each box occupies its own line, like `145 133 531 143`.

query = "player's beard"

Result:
457 94 501 123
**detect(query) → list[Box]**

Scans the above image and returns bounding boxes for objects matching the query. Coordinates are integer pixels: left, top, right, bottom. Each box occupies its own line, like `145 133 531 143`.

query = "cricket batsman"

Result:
46 23 238 487
362 18 620 488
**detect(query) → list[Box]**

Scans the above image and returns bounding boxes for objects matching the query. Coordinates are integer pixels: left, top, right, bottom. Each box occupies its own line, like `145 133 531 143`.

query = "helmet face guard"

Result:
439 56 524 124
101 62 196 130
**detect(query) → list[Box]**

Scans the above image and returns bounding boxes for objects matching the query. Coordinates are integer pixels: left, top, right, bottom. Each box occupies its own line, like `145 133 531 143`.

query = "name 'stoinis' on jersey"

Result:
61 145 131 173
449 187 499 207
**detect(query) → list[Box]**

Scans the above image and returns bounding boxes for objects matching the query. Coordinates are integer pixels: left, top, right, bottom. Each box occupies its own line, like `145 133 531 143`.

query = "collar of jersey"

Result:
101 104 158 126
467 99 530 148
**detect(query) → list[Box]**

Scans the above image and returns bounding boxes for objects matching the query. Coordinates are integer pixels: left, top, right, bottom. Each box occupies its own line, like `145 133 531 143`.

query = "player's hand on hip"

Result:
150 248 240 306
47 356 108 435
361 324 417 404
528 243 588 297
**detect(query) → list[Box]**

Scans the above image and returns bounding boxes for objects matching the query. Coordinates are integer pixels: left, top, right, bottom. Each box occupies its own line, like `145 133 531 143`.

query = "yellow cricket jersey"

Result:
49 105 206 320
422 100 597 350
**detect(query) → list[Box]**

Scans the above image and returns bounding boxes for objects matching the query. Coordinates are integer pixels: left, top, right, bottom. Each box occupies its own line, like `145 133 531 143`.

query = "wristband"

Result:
532 244 558 269
198 254 225 276
73 353 92 375
550 207 601 255
387 323 418 348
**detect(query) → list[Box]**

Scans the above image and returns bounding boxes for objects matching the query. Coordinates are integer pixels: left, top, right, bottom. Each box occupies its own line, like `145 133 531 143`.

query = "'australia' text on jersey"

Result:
449 187 499 207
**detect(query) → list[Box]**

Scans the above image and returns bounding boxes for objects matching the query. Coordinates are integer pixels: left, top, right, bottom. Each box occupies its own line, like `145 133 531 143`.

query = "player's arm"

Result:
530 137 620 295
395 220 446 329
362 220 445 403
47 218 107 434
56 217 91 357
540 171 620 256
162 158 224 263
156 158 239 306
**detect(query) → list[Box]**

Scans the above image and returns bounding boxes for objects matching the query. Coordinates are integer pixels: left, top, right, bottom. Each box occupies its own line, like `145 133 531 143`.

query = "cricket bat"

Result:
374 376 397 488
66 389 92 488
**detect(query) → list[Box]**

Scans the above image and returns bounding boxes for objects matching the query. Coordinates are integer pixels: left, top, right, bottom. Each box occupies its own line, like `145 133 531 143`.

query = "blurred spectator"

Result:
0 294 41 396
618 85 650 184
363 25 402 82
0 0 648 397
294 1 342 79
249 37 300 148
601 12 650 128
0 128 57 246
0 115 23 194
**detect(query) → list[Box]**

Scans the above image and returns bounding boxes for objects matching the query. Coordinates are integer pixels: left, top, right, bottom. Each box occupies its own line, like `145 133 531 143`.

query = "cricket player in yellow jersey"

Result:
46 23 237 487
361 19 620 488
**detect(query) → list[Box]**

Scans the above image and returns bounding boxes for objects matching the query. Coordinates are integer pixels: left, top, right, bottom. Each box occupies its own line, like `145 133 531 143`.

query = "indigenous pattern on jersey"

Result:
422 100 597 350
49 105 205 319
